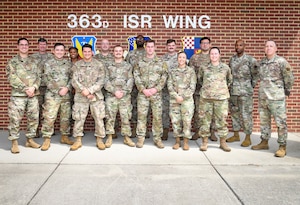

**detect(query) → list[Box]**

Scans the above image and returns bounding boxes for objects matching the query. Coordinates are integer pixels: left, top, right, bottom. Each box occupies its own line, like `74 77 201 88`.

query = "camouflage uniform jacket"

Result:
167 66 196 100
6 54 41 97
125 49 145 67
161 53 178 71
30 53 53 86
229 53 259 96
188 52 210 95
259 54 294 100
43 57 72 100
94 53 114 68
105 60 134 96
199 62 232 100
72 59 105 102
134 56 168 93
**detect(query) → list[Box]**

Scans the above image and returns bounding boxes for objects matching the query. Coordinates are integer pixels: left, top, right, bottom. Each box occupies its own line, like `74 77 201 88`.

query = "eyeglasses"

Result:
201 42 210 45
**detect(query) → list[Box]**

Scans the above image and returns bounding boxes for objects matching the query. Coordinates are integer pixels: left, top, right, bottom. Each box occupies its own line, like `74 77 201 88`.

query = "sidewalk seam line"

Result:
27 151 70 205
203 152 245 205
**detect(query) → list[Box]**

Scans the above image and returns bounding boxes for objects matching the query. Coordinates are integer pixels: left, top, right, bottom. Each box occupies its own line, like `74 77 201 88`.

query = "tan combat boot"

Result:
241 134 251 147
182 138 189 151
25 138 41 148
200 137 208 151
191 128 199 140
172 137 181 150
136 137 145 148
154 140 164 149
70 136 82 151
226 131 240 142
41 138 51 151
124 136 135 147
60 135 74 145
251 139 269 150
131 123 137 138
11 139 20 154
161 128 169 141
275 145 286 157
220 137 231 152
209 128 218 141
105 134 113 148
96 137 106 150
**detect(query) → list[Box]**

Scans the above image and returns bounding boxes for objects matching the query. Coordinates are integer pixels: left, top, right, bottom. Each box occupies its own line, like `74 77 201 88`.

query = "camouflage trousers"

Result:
37 86 47 125
229 95 253 135
41 97 71 138
105 94 132 136
137 92 163 141
169 97 194 139
72 100 105 138
259 98 287 145
104 92 119 132
162 86 170 129
8 96 39 140
198 98 229 138
194 94 216 131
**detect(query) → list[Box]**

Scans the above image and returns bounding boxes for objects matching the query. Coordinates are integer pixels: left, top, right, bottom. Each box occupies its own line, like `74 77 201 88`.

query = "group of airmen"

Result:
6 35 294 157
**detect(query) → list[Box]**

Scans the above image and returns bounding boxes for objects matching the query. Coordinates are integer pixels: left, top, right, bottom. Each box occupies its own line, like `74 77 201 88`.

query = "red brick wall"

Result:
0 0 299 132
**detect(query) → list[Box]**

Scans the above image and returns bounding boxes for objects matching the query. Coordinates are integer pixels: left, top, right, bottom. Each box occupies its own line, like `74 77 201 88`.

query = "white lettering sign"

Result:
123 15 152 28
67 14 211 29
163 15 211 29
67 14 109 29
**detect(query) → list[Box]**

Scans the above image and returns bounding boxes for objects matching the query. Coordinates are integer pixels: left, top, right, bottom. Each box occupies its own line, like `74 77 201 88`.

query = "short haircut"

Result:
200 37 211 44
177 51 187 57
18 37 29 44
136 34 144 39
69 47 78 52
38 38 47 43
166 39 176 45
209 46 220 54
266 39 277 46
145 39 155 45
54 43 65 49
82 44 92 51
113 45 123 50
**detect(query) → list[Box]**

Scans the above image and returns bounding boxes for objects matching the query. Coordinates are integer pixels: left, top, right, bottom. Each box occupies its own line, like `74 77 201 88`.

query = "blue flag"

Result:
71 35 97 58
181 36 202 59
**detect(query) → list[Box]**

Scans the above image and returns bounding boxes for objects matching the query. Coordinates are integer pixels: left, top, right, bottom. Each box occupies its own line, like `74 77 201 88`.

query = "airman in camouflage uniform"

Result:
6 38 41 153
30 38 53 137
40 43 74 151
93 39 118 137
69 46 80 65
226 40 259 147
134 40 168 149
104 45 135 148
94 39 114 66
161 39 178 140
198 47 232 152
251 40 294 157
70 44 106 151
188 37 217 141
125 35 146 138
168 52 196 151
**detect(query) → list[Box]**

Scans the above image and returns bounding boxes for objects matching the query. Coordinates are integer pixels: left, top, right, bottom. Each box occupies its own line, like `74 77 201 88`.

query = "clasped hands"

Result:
142 88 158 97
81 88 95 100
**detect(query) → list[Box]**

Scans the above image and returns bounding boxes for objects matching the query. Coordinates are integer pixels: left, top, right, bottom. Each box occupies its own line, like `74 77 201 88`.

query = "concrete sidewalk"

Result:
0 130 299 205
